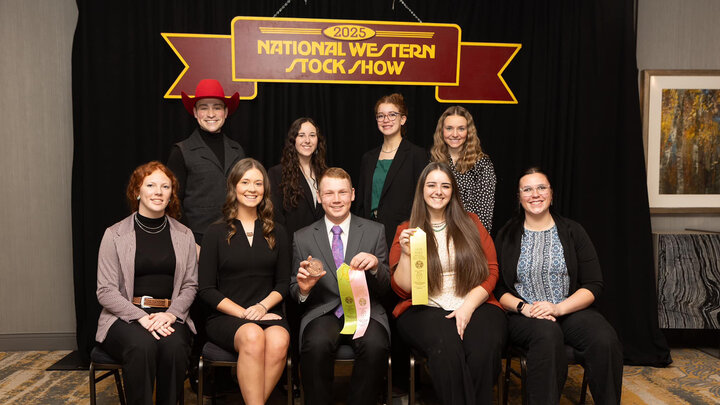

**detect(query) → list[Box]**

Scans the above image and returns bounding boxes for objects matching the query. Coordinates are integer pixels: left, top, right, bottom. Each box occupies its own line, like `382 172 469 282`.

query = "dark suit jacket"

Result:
355 138 428 248
268 164 324 245
289 214 391 347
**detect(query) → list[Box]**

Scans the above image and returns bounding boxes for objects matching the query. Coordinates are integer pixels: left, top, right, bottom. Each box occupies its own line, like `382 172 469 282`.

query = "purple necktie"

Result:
331 225 344 317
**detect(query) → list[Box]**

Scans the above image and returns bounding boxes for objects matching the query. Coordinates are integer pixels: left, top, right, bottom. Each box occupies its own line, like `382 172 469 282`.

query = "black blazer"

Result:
268 164 325 244
355 138 428 248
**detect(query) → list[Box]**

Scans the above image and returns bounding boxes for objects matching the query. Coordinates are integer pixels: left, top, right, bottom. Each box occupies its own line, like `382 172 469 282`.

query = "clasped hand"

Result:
446 303 474 340
521 301 558 321
138 312 176 340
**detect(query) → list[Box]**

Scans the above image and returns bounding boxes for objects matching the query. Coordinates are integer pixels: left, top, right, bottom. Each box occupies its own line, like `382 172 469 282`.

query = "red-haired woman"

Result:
199 158 290 405
430 106 496 232
390 162 506 405
96 161 198 405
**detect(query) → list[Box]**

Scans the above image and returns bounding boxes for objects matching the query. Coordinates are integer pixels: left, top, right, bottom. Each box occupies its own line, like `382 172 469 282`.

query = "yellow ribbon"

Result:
410 227 429 305
336 263 358 334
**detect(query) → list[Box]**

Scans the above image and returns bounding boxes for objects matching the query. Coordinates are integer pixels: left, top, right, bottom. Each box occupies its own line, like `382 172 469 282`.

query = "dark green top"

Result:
371 159 393 211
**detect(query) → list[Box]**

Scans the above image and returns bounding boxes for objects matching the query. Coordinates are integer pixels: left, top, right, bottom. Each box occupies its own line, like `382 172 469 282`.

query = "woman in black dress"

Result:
199 158 290 405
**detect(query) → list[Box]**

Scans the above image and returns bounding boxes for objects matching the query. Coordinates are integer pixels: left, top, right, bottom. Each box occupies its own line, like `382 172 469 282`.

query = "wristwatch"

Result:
516 300 526 313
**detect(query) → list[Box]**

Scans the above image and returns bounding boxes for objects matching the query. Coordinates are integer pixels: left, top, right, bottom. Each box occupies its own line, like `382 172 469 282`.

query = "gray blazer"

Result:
290 214 390 346
96 214 198 343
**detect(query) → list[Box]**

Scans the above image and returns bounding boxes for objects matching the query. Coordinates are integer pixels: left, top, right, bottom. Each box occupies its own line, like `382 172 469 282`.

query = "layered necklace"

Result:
431 221 447 232
134 214 168 234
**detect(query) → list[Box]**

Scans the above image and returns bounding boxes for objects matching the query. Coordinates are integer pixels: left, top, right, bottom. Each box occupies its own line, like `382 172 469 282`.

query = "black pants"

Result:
507 307 623 405
102 318 192 405
300 314 390 405
397 304 507 405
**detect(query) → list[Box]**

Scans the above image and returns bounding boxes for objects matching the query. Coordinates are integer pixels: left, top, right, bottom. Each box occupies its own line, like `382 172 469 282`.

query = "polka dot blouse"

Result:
448 155 496 232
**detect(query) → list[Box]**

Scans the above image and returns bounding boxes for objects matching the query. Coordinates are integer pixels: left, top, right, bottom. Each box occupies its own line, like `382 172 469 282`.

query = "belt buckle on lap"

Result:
140 295 152 309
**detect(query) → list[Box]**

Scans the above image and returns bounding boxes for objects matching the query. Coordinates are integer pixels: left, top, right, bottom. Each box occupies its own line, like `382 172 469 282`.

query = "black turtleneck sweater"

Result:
133 213 175 299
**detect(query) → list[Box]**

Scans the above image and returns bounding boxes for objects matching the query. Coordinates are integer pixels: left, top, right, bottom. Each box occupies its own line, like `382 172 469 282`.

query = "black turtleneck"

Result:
133 213 175 299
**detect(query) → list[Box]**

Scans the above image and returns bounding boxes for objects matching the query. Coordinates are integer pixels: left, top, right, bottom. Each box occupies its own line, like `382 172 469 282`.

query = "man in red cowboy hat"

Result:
167 79 246 244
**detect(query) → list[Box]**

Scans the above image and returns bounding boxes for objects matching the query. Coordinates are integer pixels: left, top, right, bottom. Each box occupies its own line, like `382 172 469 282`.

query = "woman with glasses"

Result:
356 93 428 250
430 106 496 232
390 162 506 405
494 167 623 405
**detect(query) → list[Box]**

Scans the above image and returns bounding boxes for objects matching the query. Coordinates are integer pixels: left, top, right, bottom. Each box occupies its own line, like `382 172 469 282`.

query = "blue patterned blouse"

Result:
514 225 569 304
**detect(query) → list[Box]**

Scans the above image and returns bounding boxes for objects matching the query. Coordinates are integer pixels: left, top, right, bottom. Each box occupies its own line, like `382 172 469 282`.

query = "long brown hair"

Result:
221 158 276 248
374 93 408 136
409 162 488 295
279 117 328 211
430 106 485 173
126 161 181 219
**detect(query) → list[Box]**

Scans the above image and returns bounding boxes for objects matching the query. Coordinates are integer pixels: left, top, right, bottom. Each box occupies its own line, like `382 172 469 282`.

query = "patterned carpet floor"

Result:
0 348 718 404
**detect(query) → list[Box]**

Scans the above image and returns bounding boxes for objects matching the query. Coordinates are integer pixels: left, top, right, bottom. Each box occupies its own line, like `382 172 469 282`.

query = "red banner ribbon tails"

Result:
162 33 256 99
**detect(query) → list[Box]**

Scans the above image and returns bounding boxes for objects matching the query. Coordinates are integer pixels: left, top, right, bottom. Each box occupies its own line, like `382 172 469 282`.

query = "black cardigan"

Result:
493 212 604 301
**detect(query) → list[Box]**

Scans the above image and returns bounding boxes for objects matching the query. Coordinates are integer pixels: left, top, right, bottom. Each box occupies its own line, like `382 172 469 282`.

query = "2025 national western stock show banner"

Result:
163 17 521 104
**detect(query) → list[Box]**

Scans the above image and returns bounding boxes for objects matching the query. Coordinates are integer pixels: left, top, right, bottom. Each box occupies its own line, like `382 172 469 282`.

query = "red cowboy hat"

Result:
181 79 240 116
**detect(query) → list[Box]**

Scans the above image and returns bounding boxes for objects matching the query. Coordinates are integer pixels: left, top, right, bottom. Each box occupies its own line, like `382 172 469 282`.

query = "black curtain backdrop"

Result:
72 0 671 366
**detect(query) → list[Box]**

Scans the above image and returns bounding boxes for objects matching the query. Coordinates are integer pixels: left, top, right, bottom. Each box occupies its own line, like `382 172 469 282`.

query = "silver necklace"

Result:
299 164 317 190
134 214 168 234
381 144 399 153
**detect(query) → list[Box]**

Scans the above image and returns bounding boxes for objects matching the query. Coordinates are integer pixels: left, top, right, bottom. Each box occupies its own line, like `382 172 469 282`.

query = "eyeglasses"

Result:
519 184 551 196
375 112 402 122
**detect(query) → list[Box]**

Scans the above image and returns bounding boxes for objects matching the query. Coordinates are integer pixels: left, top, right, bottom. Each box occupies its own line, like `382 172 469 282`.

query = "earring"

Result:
137 196 140 200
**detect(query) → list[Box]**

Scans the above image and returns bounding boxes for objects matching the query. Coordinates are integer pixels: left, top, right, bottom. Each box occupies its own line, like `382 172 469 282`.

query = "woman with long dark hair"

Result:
389 162 506 405
268 117 327 242
199 158 290 405
494 167 623 405
430 106 496 232
96 161 197 405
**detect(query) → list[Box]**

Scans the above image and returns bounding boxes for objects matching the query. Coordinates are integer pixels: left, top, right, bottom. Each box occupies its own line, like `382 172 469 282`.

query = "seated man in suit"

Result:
290 167 391 405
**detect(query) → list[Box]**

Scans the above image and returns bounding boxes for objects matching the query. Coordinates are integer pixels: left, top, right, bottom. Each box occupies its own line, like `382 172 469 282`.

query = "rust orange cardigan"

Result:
389 213 503 318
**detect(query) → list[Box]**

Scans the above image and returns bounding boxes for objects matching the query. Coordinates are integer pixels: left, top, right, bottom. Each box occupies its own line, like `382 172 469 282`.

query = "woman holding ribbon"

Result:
96 161 197 405
389 162 506 405
430 106 496 232
494 167 623 405
198 158 291 405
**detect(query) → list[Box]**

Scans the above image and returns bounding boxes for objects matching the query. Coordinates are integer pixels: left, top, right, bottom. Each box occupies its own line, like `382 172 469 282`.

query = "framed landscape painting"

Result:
642 70 720 213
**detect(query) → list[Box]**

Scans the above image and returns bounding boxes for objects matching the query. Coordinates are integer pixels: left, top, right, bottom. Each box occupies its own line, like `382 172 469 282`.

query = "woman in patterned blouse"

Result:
430 106 496 232
494 167 623 405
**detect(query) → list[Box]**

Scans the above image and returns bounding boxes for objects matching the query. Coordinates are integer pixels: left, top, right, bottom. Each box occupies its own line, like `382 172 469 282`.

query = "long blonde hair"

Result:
430 106 485 173
409 162 488 295
221 158 276 249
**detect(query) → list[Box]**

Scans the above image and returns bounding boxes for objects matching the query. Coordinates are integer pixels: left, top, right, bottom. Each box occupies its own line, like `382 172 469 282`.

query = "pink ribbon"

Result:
348 269 371 339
